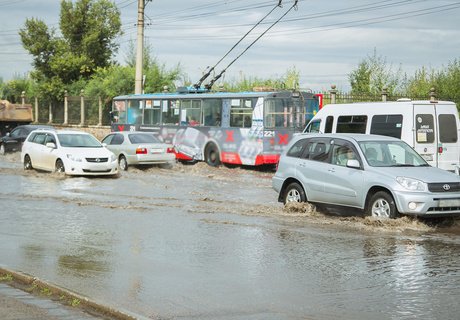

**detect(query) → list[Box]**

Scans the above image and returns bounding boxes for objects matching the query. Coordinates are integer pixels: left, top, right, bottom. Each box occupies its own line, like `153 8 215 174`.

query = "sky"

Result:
1 0 460 92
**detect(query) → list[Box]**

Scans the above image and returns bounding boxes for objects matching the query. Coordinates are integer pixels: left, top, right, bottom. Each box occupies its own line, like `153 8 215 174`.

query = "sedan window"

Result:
32 133 46 145
101 135 114 144
129 134 160 144
111 134 124 145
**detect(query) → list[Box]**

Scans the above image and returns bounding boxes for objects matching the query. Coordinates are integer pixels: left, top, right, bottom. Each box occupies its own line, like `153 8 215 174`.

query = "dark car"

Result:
0 124 53 155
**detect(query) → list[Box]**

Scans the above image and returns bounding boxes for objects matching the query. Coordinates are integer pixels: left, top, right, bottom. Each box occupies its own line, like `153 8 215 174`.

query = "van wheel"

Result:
24 155 33 170
283 182 306 204
205 143 221 167
119 155 128 171
367 191 399 219
55 159 65 173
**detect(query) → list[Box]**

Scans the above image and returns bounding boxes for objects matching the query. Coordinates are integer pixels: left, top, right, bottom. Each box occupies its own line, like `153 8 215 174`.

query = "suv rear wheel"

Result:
283 182 306 204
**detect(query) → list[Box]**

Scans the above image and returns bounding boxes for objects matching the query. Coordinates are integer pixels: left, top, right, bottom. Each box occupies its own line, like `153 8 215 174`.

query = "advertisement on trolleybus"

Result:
111 88 322 167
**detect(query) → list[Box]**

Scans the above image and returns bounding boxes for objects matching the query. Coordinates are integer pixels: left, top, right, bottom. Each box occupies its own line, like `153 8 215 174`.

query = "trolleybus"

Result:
111 87 321 167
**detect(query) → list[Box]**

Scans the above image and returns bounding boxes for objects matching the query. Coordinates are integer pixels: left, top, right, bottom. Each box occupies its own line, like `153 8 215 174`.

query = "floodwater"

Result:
0 153 459 319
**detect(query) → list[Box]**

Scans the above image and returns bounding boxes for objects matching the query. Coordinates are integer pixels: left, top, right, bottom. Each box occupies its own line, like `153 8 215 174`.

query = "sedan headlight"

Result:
67 154 82 162
396 176 427 192
110 153 117 162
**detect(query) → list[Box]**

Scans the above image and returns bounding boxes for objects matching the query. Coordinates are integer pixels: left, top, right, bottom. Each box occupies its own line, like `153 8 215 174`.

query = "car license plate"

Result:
438 199 460 207
150 148 163 154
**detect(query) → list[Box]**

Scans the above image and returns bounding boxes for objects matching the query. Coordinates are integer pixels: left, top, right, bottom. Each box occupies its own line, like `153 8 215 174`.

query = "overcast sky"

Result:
1 0 460 92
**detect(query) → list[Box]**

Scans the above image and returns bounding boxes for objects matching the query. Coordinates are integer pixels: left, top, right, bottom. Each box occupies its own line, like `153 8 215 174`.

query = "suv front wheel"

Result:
367 191 399 219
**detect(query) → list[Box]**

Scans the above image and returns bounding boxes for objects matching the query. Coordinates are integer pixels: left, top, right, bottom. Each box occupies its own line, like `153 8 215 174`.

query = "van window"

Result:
439 114 458 143
415 114 435 143
337 115 367 133
325 116 334 133
370 114 403 139
305 120 321 133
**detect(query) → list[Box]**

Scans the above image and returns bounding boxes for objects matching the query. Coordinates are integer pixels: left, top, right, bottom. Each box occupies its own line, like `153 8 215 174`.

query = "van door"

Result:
413 103 460 171
435 104 460 172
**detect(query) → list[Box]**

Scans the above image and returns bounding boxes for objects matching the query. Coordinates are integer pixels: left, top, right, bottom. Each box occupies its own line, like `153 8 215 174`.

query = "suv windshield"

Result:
359 140 428 167
58 134 102 148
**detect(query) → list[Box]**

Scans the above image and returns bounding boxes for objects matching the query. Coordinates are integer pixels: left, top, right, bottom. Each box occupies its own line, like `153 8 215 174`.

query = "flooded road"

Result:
0 153 459 319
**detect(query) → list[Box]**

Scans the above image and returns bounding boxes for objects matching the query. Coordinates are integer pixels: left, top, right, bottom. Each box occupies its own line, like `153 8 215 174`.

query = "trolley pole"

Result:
134 0 145 94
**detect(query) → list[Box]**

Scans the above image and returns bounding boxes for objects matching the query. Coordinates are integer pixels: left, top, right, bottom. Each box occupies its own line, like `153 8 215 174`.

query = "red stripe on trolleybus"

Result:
255 154 280 165
221 152 242 164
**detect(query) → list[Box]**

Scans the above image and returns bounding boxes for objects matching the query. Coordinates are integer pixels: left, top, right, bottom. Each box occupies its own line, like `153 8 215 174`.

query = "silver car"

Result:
101 131 176 170
272 133 460 219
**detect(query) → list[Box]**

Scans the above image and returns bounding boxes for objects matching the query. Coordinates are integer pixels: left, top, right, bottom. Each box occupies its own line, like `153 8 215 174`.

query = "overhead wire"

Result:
205 0 299 89
193 0 284 89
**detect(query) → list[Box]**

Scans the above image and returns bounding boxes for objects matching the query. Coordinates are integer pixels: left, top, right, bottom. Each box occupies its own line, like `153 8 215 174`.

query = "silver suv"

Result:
272 133 460 219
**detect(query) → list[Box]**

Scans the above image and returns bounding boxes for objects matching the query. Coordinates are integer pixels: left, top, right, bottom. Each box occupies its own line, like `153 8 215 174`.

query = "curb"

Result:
0 266 150 320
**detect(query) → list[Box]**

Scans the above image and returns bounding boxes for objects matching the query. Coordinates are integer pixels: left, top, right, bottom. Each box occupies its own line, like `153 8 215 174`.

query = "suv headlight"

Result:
396 176 427 192
67 154 82 162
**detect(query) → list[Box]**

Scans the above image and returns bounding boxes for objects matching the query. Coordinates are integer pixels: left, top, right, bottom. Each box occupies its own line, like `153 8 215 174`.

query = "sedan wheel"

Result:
367 191 398 219
119 155 128 171
23 155 33 170
55 159 65 173
283 182 306 204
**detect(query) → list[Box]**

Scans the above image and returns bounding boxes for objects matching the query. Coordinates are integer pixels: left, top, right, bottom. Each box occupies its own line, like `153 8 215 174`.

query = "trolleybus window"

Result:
162 100 179 125
264 98 293 128
144 100 161 125
230 99 253 128
203 99 222 126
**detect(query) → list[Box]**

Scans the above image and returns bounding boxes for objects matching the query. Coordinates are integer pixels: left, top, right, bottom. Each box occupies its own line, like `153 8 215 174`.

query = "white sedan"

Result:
101 131 176 170
21 129 118 176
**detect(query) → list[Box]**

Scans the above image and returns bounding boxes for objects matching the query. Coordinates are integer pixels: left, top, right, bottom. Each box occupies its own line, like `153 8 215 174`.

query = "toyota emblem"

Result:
443 184 451 191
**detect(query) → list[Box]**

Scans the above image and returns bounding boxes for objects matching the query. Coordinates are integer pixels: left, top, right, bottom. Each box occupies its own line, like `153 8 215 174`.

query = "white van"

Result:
303 99 460 173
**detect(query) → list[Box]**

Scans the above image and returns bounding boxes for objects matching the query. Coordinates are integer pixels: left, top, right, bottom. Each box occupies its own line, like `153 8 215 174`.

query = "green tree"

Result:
349 50 403 96
436 59 460 105
400 67 435 99
0 74 33 103
19 0 121 100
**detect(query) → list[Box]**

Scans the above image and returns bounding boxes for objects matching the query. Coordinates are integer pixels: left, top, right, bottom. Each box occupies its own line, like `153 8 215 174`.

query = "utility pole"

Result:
134 0 145 94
